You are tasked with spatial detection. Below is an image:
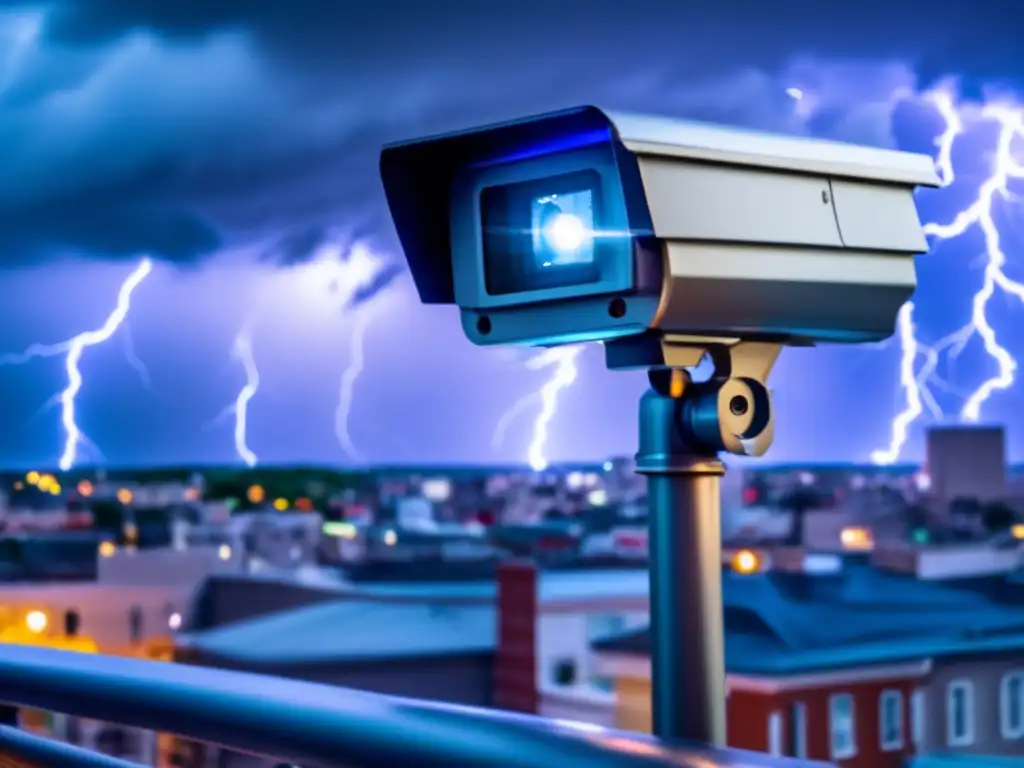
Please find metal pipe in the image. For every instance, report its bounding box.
[0,725,142,768]
[636,386,728,746]
[0,645,824,768]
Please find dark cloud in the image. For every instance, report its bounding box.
[347,261,405,309]
[0,0,1020,270]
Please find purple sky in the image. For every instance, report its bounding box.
[0,1,1023,469]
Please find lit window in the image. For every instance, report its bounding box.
[839,526,874,551]
[946,679,975,747]
[1001,671,1024,740]
[768,711,784,756]
[879,689,904,751]
[828,692,857,760]
[911,689,926,747]
[790,702,807,759]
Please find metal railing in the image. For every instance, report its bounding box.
[0,645,831,768]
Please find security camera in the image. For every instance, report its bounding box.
[380,106,939,350]
[380,107,939,456]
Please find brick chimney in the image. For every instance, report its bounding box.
[493,560,539,713]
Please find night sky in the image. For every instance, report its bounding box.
[1,0,1023,469]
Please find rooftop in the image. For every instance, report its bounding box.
[179,599,495,664]
[595,572,1024,675]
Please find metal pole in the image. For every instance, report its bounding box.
[635,386,727,746]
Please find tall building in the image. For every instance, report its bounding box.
[926,426,1006,505]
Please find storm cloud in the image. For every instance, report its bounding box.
[0,0,1021,270]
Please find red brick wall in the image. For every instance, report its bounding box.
[494,561,538,713]
[727,689,773,752]
[729,675,918,768]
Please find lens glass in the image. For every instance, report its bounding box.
[481,171,603,296]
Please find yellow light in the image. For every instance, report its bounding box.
[37,475,53,492]
[1012,525,1024,541]
[247,484,266,504]
[116,488,133,504]
[98,541,117,558]
[840,526,874,551]
[731,549,761,575]
[77,480,94,497]
[383,529,398,546]
[49,484,62,496]
[273,498,288,511]
[25,471,40,485]
[25,610,47,634]
[218,544,232,561]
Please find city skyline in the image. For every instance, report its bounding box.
[1,2,1023,468]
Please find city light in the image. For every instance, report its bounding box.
[25,610,48,634]
[77,480,94,497]
[840,526,875,552]
[731,550,761,575]
[98,541,117,558]
[168,613,182,631]
[382,530,398,546]
[247,485,266,504]
[218,544,232,561]
[25,471,39,485]
[272,498,289,511]
[322,521,357,539]
[116,488,133,505]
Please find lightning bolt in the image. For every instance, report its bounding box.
[0,258,154,470]
[335,309,370,464]
[227,330,260,468]
[872,91,1024,463]
[493,346,583,472]
[922,101,1024,422]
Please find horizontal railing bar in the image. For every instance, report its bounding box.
[0,645,829,768]
[0,725,143,768]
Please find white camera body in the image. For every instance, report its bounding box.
[380,106,939,349]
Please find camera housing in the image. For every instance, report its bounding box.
[380,106,940,349]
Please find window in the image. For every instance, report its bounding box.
[911,689,926,748]
[879,689,904,751]
[1001,671,1024,740]
[790,702,807,759]
[586,613,626,642]
[589,675,614,693]
[128,606,143,643]
[63,609,80,637]
[946,679,975,747]
[829,692,857,760]
[551,659,577,686]
[768,711,784,756]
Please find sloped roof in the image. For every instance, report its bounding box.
[179,599,495,664]
[595,573,1024,675]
